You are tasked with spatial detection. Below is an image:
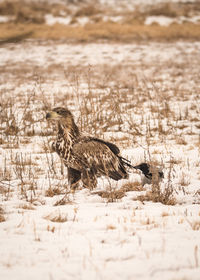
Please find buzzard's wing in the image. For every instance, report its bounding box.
[71,138,128,180]
[89,137,120,155]
[85,137,133,167]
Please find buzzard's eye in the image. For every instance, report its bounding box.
[56,109,62,114]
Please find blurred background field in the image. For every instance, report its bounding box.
[0,0,200,42]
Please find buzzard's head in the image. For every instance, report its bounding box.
[46,107,75,128]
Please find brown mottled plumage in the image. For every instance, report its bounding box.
[46,107,129,190]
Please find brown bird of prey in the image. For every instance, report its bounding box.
[46,107,131,190]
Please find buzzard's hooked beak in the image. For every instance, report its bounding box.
[46,112,51,119]
[46,111,60,120]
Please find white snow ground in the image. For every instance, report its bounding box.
[0,40,200,280]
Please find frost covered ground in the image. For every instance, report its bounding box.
[0,39,200,280]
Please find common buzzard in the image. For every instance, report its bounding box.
[46,107,132,190]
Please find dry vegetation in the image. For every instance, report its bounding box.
[0,47,200,206]
[1,21,200,43]
[0,0,200,43]
[0,206,6,222]
[0,2,200,208]
[0,3,200,279]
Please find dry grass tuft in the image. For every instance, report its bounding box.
[0,0,70,23]
[161,211,170,217]
[178,173,191,187]
[187,219,200,231]
[74,4,102,17]
[94,181,144,202]
[44,211,68,223]
[106,224,116,230]
[45,186,64,197]
[136,183,176,205]
[94,189,125,202]
[0,206,6,222]
[17,204,35,210]
[47,225,56,233]
[121,182,144,192]
[143,2,198,18]
[176,137,187,145]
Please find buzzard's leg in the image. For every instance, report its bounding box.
[68,167,81,190]
[82,169,97,190]
[54,168,81,206]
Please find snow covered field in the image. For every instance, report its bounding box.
[0,39,200,280]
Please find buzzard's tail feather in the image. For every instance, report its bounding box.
[119,156,137,169]
[108,171,124,181]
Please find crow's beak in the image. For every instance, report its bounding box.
[133,165,140,170]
